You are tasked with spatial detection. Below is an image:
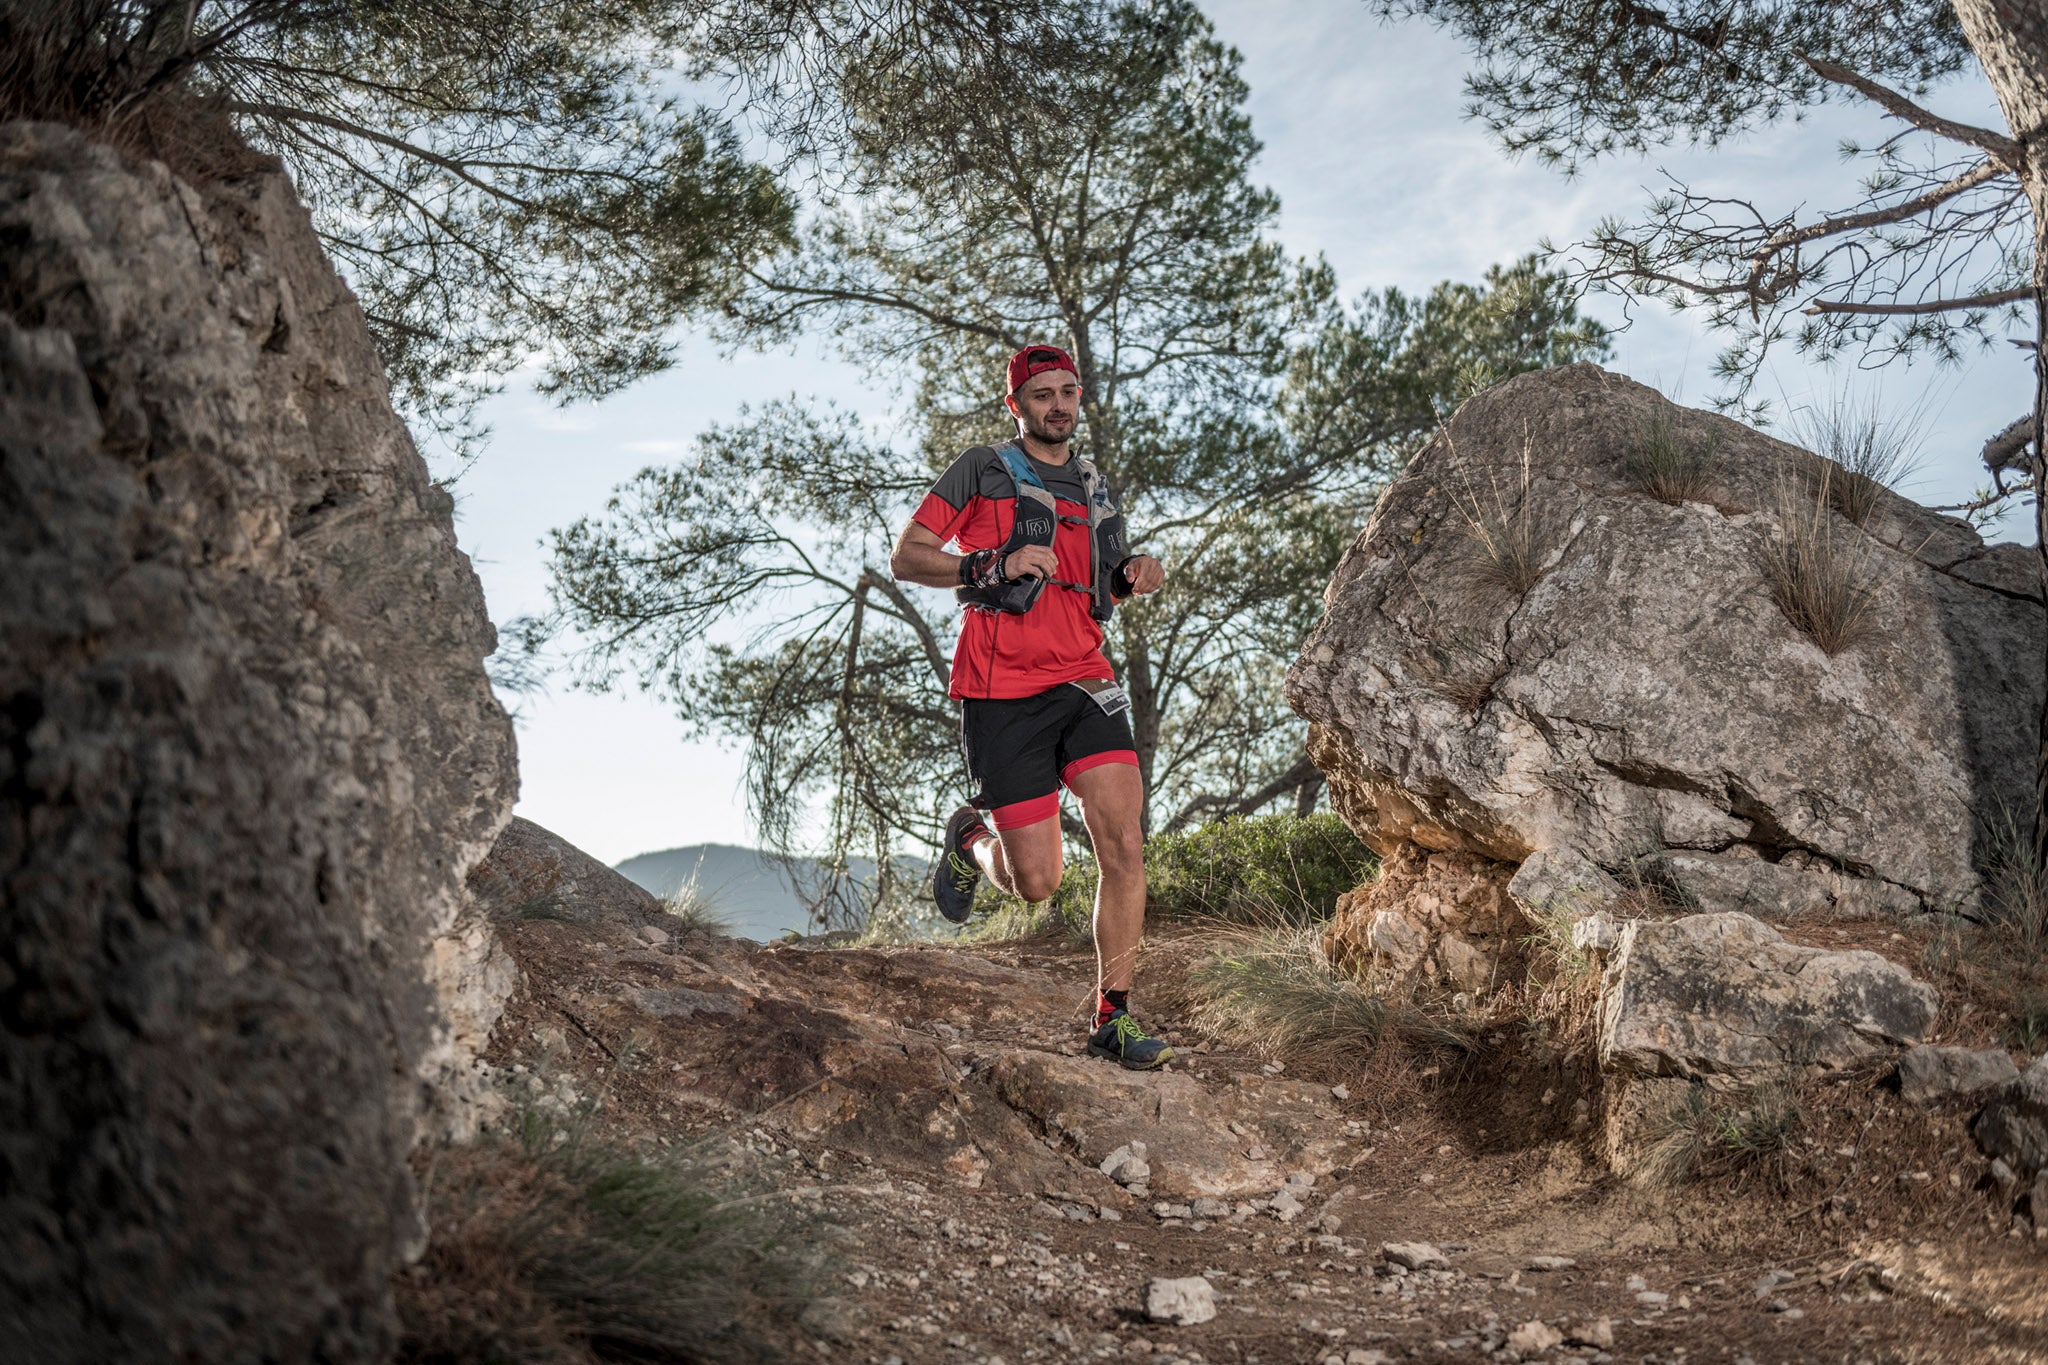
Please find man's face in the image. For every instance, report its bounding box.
[1006,369,1081,445]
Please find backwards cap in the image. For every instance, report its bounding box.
[1007,344,1079,395]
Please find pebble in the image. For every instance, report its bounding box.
[1100,1142,1152,1187]
[1144,1276,1217,1326]
[1332,1085,1351,1100]
[1752,1269,1795,1299]
[1381,1242,1448,1271]
[1192,1197,1231,1219]
[636,923,670,945]
[1635,1290,1669,1306]
[1506,1320,1563,1355]
[1566,1318,1615,1348]
[1524,1255,1577,1272]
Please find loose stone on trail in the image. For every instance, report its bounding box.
[1381,1242,1447,1271]
[1143,1275,1216,1325]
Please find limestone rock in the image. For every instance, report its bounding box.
[989,1053,1348,1197]
[1976,1055,2048,1177]
[1381,1241,1448,1271]
[0,121,516,1360]
[1322,843,1524,997]
[1599,913,1937,1079]
[1897,1044,2019,1106]
[1144,1275,1217,1325]
[1507,1320,1564,1355]
[1288,363,2042,919]
[469,815,667,927]
[1508,847,1622,923]
[1100,1142,1153,1187]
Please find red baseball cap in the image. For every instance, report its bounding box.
[1007,344,1079,395]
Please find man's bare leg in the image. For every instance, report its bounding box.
[1067,762,1146,994]
[973,812,1064,904]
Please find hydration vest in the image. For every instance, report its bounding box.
[955,441,1129,622]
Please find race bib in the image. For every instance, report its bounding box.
[1068,677,1130,716]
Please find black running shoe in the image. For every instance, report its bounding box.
[933,805,990,923]
[1086,1009,1176,1070]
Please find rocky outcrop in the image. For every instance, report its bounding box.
[1597,914,1938,1081]
[1289,363,2043,921]
[470,814,669,927]
[0,121,515,1361]
[989,1053,1350,1198]
[1321,843,1524,998]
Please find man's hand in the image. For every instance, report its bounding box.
[1118,554,1164,596]
[1005,545,1059,581]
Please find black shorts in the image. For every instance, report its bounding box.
[961,683,1138,830]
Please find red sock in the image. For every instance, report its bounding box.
[1096,988,1129,1027]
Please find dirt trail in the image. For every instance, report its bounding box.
[484,918,2048,1365]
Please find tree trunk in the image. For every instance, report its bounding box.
[1952,0,2048,871]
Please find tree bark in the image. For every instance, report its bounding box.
[1952,0,2048,872]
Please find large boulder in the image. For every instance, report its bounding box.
[1288,363,2042,920]
[0,121,515,1359]
[1598,913,1938,1081]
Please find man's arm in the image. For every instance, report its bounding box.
[891,522,1056,588]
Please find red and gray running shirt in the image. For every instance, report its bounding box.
[912,443,1117,699]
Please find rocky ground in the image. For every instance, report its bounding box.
[465,898,2048,1365]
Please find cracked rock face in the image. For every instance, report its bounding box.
[1287,363,2043,918]
[0,122,515,1360]
[1598,913,1937,1080]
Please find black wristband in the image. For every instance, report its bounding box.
[960,548,1008,589]
[1110,556,1139,598]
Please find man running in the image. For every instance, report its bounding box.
[890,344,1173,1070]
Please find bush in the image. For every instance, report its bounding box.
[971,811,1377,932]
[1147,812,1379,923]
[398,1101,812,1363]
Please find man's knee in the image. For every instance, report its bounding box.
[1094,822,1144,876]
[1011,858,1065,903]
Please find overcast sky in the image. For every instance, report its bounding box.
[452,0,2029,867]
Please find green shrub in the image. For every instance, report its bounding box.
[1146,812,1378,924]
[970,812,1376,932]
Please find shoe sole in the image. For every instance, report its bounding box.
[1087,1042,1176,1071]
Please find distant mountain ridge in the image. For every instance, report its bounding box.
[612,842,903,941]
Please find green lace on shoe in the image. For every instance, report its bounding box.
[944,851,980,893]
[1087,1008,1175,1070]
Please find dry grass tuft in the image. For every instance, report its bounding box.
[399,1098,813,1363]
[1625,407,1717,505]
[1755,468,1886,655]
[664,870,733,937]
[1516,898,1605,1059]
[1611,852,1697,918]
[1633,1080,1803,1194]
[1793,392,1922,528]
[1448,430,1552,595]
[1188,925,1469,1071]
[1922,805,2048,1051]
